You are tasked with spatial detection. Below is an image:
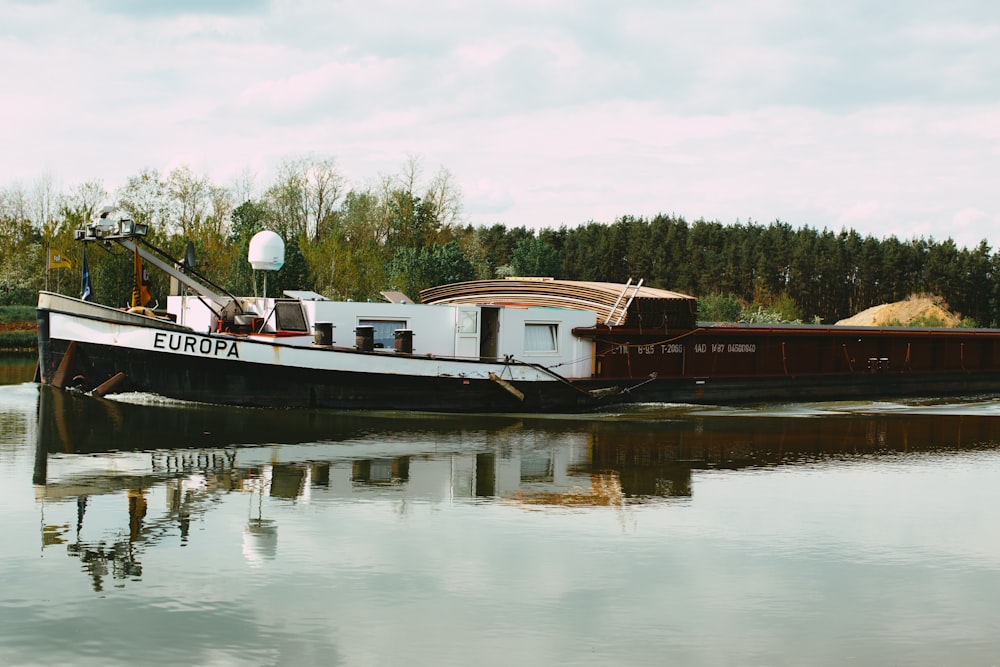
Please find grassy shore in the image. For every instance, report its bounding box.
[0,305,37,352]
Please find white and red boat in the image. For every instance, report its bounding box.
[35,211,1000,412]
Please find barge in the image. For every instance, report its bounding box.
[35,211,1000,412]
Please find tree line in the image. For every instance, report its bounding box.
[2,156,996,326]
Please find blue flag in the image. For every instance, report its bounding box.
[81,247,94,302]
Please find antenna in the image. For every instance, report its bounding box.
[248,230,285,299]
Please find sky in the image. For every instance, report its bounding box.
[2,0,999,250]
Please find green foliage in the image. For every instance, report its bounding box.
[229,200,273,243]
[510,236,562,277]
[884,314,952,328]
[0,210,44,304]
[740,306,802,325]
[769,292,801,322]
[700,292,803,324]
[697,294,742,322]
[388,193,440,249]
[390,242,476,300]
[910,314,950,328]
[0,306,36,324]
[0,252,40,305]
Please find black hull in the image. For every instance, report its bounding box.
[42,335,1000,413]
[39,337,598,413]
[590,371,1000,405]
[36,300,1000,413]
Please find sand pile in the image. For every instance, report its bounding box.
[835,294,961,327]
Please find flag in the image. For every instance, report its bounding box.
[131,247,152,308]
[81,247,94,302]
[48,249,72,269]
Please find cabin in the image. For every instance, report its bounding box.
[166,291,598,380]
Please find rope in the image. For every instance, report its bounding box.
[592,328,702,359]
[542,328,702,372]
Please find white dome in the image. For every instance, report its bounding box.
[248,230,285,271]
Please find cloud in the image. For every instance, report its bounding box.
[92,0,269,18]
[2,0,1000,249]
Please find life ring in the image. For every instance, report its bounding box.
[127,306,156,317]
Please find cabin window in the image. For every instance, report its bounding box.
[458,310,478,334]
[524,323,558,353]
[274,301,308,332]
[359,319,407,349]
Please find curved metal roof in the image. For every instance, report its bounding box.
[419,278,697,328]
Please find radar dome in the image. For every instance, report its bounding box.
[248,230,285,271]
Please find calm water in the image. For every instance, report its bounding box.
[3,357,1000,665]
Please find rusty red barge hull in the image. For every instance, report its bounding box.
[575,322,1000,404]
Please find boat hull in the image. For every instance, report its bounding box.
[581,370,1000,405]
[577,321,1000,405]
[37,291,1000,412]
[36,296,597,413]
[41,337,602,412]
[45,331,1000,411]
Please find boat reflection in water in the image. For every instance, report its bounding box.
[33,384,1000,590]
